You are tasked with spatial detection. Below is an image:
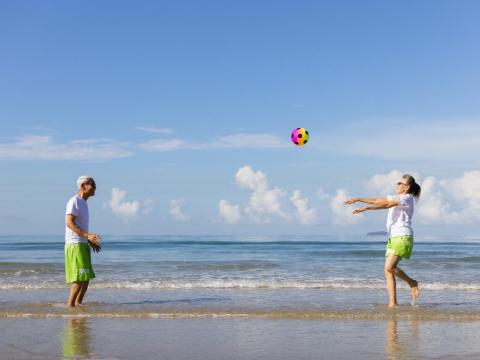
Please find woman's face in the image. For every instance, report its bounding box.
[395,178,410,195]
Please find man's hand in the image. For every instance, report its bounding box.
[343,198,359,205]
[87,233,102,253]
[352,207,367,214]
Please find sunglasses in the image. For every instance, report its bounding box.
[396,182,407,186]
[87,182,96,187]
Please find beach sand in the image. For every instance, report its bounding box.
[2,316,480,359]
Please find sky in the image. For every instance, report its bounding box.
[1,1,480,237]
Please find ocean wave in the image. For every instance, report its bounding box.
[2,280,480,291]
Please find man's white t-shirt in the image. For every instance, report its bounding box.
[65,195,89,244]
[386,194,414,238]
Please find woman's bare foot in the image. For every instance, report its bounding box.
[388,303,399,307]
[410,280,419,300]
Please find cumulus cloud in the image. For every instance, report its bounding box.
[415,171,480,225]
[362,170,480,225]
[0,136,134,162]
[235,166,290,223]
[290,190,318,225]
[443,170,480,211]
[139,133,288,152]
[416,177,461,224]
[316,187,330,201]
[105,188,140,223]
[218,200,242,224]
[329,189,365,226]
[363,170,421,196]
[169,199,191,221]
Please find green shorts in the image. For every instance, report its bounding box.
[385,235,414,260]
[65,243,96,283]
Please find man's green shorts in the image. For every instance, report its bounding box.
[385,235,414,260]
[65,243,95,283]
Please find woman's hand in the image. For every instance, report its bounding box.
[343,198,359,205]
[352,207,367,214]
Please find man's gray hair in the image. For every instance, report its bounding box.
[77,176,94,189]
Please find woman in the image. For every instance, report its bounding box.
[344,174,421,307]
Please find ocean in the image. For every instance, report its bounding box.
[2,235,480,359]
[1,235,480,319]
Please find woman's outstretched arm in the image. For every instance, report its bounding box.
[351,199,399,214]
[343,197,388,205]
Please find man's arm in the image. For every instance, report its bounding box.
[66,214,102,252]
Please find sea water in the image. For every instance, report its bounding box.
[1,235,480,319]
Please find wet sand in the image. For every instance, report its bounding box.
[2,317,480,359]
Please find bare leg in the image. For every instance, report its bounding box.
[393,267,419,300]
[75,281,89,305]
[68,282,82,307]
[386,255,419,304]
[385,255,399,306]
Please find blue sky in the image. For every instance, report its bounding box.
[1,1,480,236]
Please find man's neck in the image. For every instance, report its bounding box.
[77,191,90,201]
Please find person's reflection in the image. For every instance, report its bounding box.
[386,320,419,360]
[60,318,92,357]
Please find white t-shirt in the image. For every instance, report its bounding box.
[386,194,414,238]
[65,195,89,244]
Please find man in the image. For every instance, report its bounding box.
[65,176,101,307]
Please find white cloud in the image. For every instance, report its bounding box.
[169,199,191,221]
[443,170,480,210]
[235,166,290,223]
[0,136,133,162]
[362,170,480,225]
[105,188,140,224]
[135,127,174,134]
[213,133,287,149]
[142,199,155,214]
[416,177,461,224]
[235,165,270,192]
[316,187,330,201]
[329,189,365,226]
[218,200,242,224]
[139,133,288,152]
[363,170,421,196]
[290,190,318,225]
[415,171,480,225]
[138,139,187,152]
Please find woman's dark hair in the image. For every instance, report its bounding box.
[403,174,421,202]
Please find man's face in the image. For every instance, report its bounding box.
[83,180,96,197]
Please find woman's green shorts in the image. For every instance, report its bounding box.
[65,243,96,283]
[385,235,414,260]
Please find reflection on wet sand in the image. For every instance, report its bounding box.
[386,320,419,360]
[60,318,92,357]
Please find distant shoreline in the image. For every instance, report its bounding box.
[366,231,388,236]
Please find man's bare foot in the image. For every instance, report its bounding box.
[67,303,75,308]
[411,280,419,300]
[388,303,399,307]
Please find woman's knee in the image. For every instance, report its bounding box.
[385,266,395,275]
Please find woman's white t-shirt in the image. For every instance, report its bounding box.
[65,195,89,244]
[386,193,414,238]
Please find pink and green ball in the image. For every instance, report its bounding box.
[291,128,309,146]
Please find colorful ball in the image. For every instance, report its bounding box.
[291,128,309,146]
